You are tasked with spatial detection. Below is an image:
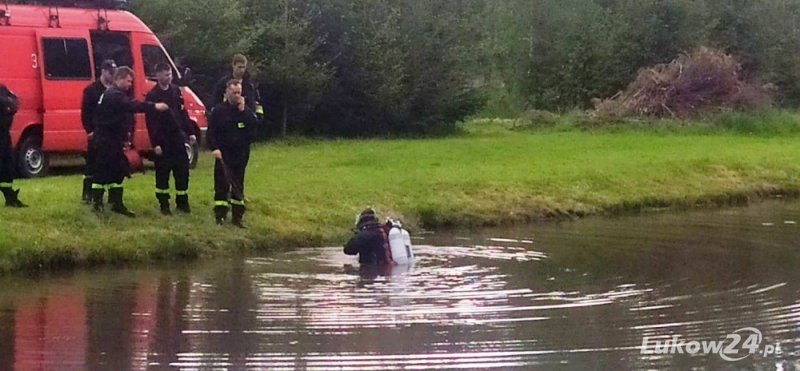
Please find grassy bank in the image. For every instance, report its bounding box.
[3,111,800,272]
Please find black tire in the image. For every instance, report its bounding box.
[16,135,49,178]
[186,141,199,169]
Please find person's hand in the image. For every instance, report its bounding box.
[188,135,197,144]
[237,97,245,111]
[212,149,222,159]
[155,103,169,111]
[123,142,132,150]
[154,146,162,155]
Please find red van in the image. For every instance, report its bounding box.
[0,2,206,177]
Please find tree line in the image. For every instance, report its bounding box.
[128,0,800,137]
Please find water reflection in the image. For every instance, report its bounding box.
[0,201,800,370]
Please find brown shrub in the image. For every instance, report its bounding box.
[594,47,773,119]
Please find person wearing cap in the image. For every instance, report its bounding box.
[344,208,397,266]
[211,54,264,120]
[145,63,198,215]
[91,66,168,217]
[80,59,117,204]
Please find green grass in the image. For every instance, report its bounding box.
[4,111,800,273]
[463,108,800,136]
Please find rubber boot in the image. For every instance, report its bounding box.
[214,205,229,225]
[231,204,246,229]
[176,194,190,214]
[81,177,93,204]
[156,192,171,216]
[109,188,135,217]
[2,188,28,208]
[92,187,105,212]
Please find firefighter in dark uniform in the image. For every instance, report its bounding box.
[92,66,168,216]
[80,59,117,204]
[0,84,26,208]
[145,63,198,215]
[211,54,264,120]
[208,79,259,227]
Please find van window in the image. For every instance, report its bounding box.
[141,44,174,81]
[90,32,134,79]
[42,38,92,80]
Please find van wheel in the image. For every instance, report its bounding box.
[16,135,49,178]
[186,141,199,169]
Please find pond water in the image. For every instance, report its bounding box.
[1,200,800,370]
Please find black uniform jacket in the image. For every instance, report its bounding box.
[93,87,154,143]
[81,80,107,134]
[145,84,196,152]
[0,84,18,129]
[207,101,259,158]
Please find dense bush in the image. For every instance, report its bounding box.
[127,0,483,138]
[116,0,800,134]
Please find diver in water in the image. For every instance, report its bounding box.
[344,208,397,266]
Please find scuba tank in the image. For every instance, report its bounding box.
[387,219,414,265]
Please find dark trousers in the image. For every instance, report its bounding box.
[91,136,131,209]
[81,136,98,200]
[0,129,24,207]
[84,136,97,179]
[155,150,189,194]
[154,149,190,210]
[213,152,248,223]
[213,154,248,205]
[93,136,127,187]
[0,130,13,186]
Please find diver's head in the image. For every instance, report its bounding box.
[355,208,379,229]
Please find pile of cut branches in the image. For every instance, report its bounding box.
[594,47,773,119]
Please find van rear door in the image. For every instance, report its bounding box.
[36,29,93,152]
